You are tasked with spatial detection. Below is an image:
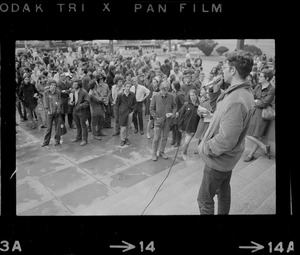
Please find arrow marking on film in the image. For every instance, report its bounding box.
[110,240,135,252]
[239,241,264,253]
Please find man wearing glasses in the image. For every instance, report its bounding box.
[150,81,176,161]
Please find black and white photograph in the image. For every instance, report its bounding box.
[0,0,295,254]
[15,39,276,216]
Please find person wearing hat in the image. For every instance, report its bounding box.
[130,75,150,135]
[18,75,39,129]
[150,81,176,161]
[42,80,62,147]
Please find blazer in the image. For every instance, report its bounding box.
[72,88,90,115]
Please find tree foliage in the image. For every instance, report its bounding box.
[195,40,218,56]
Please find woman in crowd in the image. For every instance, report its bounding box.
[244,69,275,162]
[177,89,201,160]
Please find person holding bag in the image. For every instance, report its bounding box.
[42,80,62,147]
[244,69,275,162]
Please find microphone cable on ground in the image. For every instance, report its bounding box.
[141,136,183,215]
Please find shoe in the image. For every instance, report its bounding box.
[99,132,107,136]
[134,129,138,133]
[125,139,130,145]
[182,154,188,160]
[120,140,126,146]
[71,138,81,143]
[40,125,46,129]
[159,152,168,159]
[42,142,49,147]
[194,150,199,154]
[244,155,255,162]
[87,127,92,132]
[54,141,60,146]
[152,155,158,161]
[266,145,271,159]
[94,136,102,140]
[140,131,144,135]
[80,141,87,146]
[170,140,175,146]
[112,131,120,136]
[146,133,151,139]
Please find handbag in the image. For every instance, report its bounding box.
[56,114,67,136]
[262,106,275,120]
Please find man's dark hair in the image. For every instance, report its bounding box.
[226,50,254,80]
[261,69,274,82]
[89,79,97,90]
[82,68,88,74]
[73,79,82,88]
[114,75,124,84]
[173,81,181,91]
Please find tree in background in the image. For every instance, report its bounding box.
[195,40,218,56]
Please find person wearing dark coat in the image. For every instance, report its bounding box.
[18,75,38,129]
[170,81,185,147]
[160,59,171,78]
[244,69,275,162]
[81,67,93,131]
[177,89,201,160]
[88,79,105,140]
[57,72,74,128]
[16,71,27,122]
[42,80,62,147]
[115,81,137,146]
[70,79,90,146]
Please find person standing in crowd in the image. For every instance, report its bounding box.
[146,76,160,139]
[111,75,125,136]
[160,59,171,78]
[130,76,150,135]
[18,75,39,129]
[96,74,112,129]
[57,72,74,129]
[177,89,201,160]
[70,79,90,146]
[181,73,197,101]
[169,64,183,82]
[81,67,93,131]
[244,69,275,162]
[16,70,27,122]
[42,80,62,147]
[116,81,137,146]
[88,79,105,140]
[150,81,176,161]
[35,74,49,129]
[194,86,212,154]
[170,80,185,147]
[150,53,161,69]
[197,50,255,215]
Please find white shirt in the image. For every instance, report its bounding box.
[130,84,150,102]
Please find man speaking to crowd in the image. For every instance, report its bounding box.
[197,50,255,215]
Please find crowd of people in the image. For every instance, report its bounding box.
[16,44,275,214]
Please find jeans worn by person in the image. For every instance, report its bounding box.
[43,113,60,145]
[197,165,232,215]
[120,112,133,142]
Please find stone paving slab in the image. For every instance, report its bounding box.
[59,181,117,214]
[19,198,72,216]
[17,176,56,214]
[38,165,97,197]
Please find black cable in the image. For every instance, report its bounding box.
[141,142,181,215]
